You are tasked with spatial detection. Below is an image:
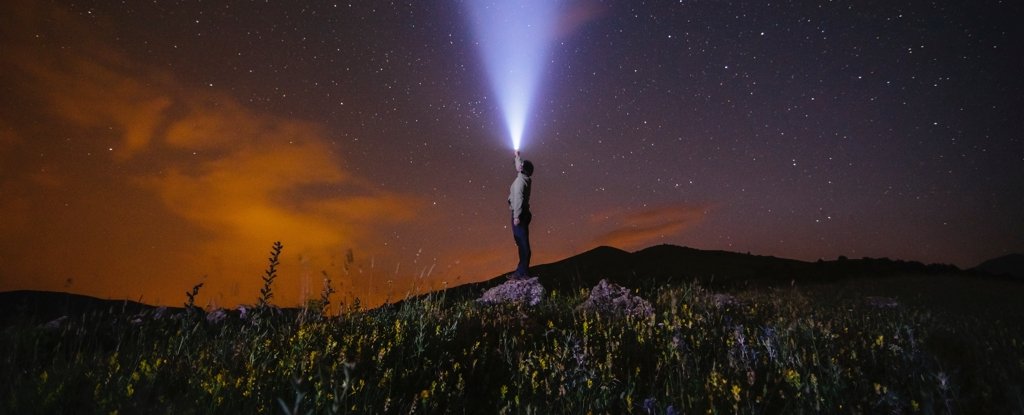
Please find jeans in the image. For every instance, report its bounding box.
[512,212,532,277]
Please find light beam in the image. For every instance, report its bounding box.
[465,0,562,150]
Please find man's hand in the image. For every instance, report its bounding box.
[513,217,520,226]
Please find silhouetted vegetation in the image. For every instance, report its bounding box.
[1,244,1022,413]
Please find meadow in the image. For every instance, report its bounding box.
[2,247,1022,413]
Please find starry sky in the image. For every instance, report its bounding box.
[1,0,1021,308]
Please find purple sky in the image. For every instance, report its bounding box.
[1,0,1021,307]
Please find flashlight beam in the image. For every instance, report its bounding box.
[465,0,561,150]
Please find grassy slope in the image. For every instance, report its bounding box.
[2,271,1022,414]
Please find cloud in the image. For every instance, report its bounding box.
[590,204,710,250]
[0,0,419,307]
[136,97,417,257]
[556,0,607,39]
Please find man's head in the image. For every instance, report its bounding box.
[521,160,534,176]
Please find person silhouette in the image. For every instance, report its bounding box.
[508,150,534,280]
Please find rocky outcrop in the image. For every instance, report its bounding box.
[577,279,653,319]
[476,277,545,306]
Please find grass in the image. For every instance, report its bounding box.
[2,243,1022,413]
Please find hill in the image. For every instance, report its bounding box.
[1,244,1010,319]
[0,290,153,326]
[435,244,967,303]
[972,253,1024,279]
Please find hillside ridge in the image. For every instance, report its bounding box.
[3,244,1016,320]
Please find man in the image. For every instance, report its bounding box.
[508,150,534,280]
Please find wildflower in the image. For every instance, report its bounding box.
[642,398,657,414]
[709,370,727,392]
[785,369,801,388]
[206,308,228,324]
[936,372,949,391]
[732,384,742,401]
[873,382,888,394]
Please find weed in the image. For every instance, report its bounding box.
[3,247,1022,413]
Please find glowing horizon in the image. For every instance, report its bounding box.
[465,0,562,150]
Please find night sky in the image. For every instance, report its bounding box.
[1,0,1021,308]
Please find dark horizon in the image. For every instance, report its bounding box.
[2,243,1019,313]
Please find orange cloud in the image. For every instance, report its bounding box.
[0,0,420,307]
[0,121,18,149]
[590,204,710,250]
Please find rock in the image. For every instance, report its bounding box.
[41,315,68,331]
[477,277,545,306]
[577,279,653,319]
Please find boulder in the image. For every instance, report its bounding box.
[477,277,545,306]
[577,279,653,319]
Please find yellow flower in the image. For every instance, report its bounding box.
[874,335,884,348]
[731,384,741,401]
[785,369,801,388]
[874,382,886,394]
